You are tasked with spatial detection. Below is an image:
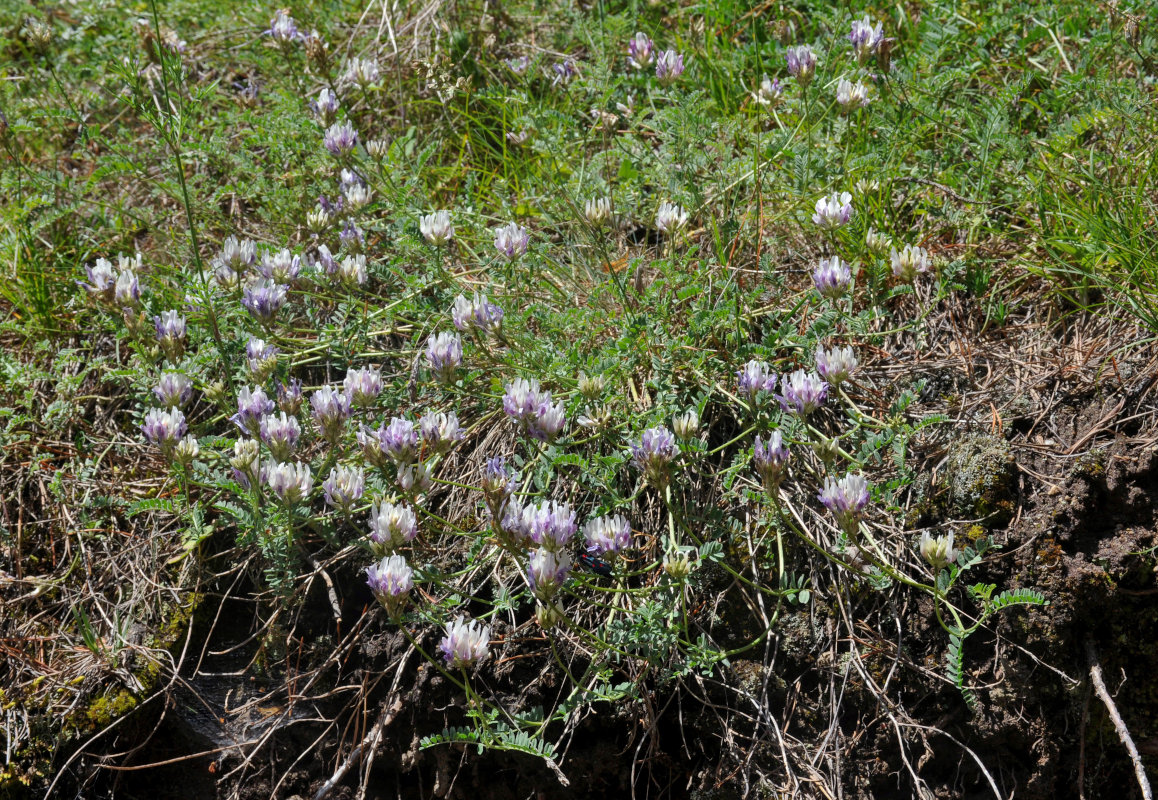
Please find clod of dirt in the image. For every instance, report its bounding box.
[941,433,1016,526]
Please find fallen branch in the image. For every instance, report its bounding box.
[1088,642,1153,800]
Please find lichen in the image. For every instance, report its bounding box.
[942,433,1016,526]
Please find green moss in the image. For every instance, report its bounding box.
[942,433,1016,527]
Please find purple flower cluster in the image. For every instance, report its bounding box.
[232,386,275,435]
[246,337,278,381]
[154,372,193,408]
[366,555,413,615]
[627,32,655,69]
[265,460,313,504]
[849,15,886,64]
[259,411,301,460]
[154,311,187,359]
[786,45,816,86]
[583,514,632,556]
[323,465,365,511]
[737,360,777,402]
[323,122,358,157]
[527,548,571,599]
[451,293,504,335]
[818,473,871,535]
[753,431,791,492]
[493,222,530,260]
[501,499,577,551]
[426,333,463,383]
[481,456,516,520]
[419,411,463,454]
[369,501,418,553]
[776,370,828,417]
[439,616,491,668]
[812,192,853,229]
[503,378,566,442]
[655,50,684,85]
[344,366,383,406]
[815,345,857,387]
[311,386,352,441]
[142,407,187,451]
[242,279,288,323]
[812,257,852,300]
[630,426,678,486]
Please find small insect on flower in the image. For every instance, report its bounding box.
[627,32,655,69]
[439,616,492,669]
[812,256,853,300]
[655,49,684,85]
[578,552,614,577]
[420,210,454,246]
[812,192,854,229]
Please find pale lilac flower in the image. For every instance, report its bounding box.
[260,411,301,460]
[366,554,413,614]
[583,514,631,555]
[115,270,140,306]
[813,256,852,299]
[499,499,535,547]
[451,294,504,335]
[865,227,891,256]
[494,222,530,260]
[344,366,383,406]
[232,386,275,435]
[482,457,516,520]
[776,369,828,417]
[527,548,571,599]
[310,386,351,441]
[890,244,930,282]
[218,234,255,270]
[505,55,530,74]
[381,417,418,464]
[627,32,655,69]
[339,221,365,253]
[752,75,782,105]
[786,45,816,86]
[343,182,372,212]
[616,95,635,116]
[356,423,388,467]
[258,248,302,283]
[506,128,532,146]
[323,122,358,157]
[812,192,853,229]
[815,345,857,386]
[420,210,454,246]
[173,435,199,466]
[310,245,338,275]
[80,258,117,304]
[849,15,885,64]
[737,360,777,401]
[753,431,790,492]
[585,197,612,227]
[342,57,380,89]
[337,253,367,286]
[369,501,418,552]
[438,616,491,668]
[655,201,688,235]
[311,88,339,125]
[267,10,300,43]
[504,378,565,441]
[230,439,260,488]
[835,77,870,111]
[246,337,278,381]
[528,500,577,551]
[426,332,463,383]
[277,378,303,415]
[306,205,332,234]
[323,465,365,511]
[919,531,958,570]
[530,399,566,442]
[265,459,313,504]
[630,426,678,485]
[818,473,870,534]
[396,461,433,494]
[154,372,193,408]
[241,279,288,322]
[365,139,389,159]
[655,49,684,85]
[673,409,699,440]
[553,59,579,85]
[419,411,463,454]
[141,407,187,451]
